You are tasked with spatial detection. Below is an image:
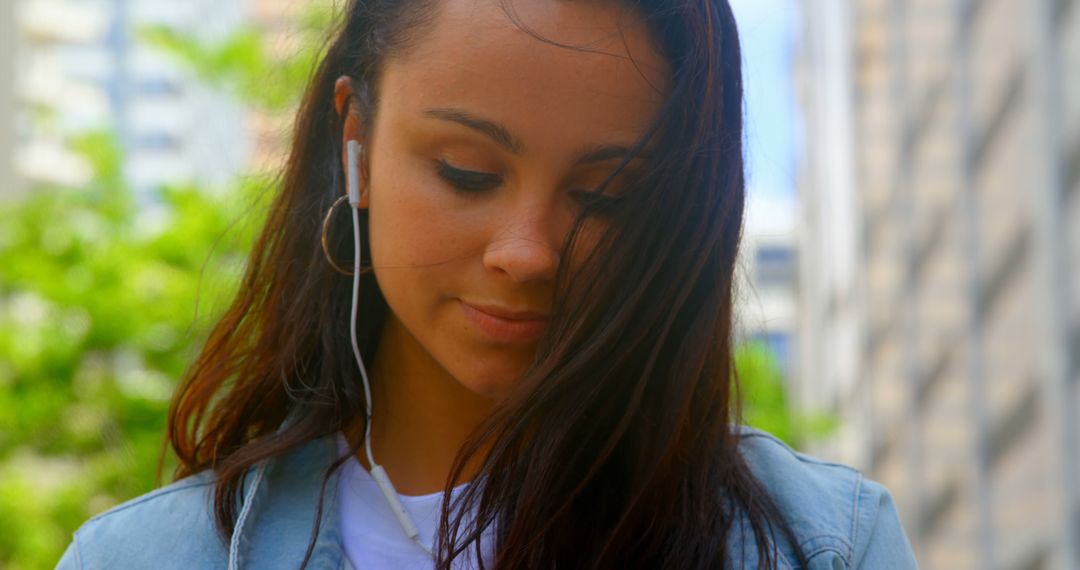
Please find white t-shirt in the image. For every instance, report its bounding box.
[335,433,494,569]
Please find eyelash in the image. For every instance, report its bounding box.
[435,160,501,193]
[434,159,623,213]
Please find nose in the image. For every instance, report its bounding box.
[482,204,562,284]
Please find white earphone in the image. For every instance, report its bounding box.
[344,139,433,556]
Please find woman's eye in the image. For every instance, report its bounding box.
[435,159,622,214]
[570,188,623,215]
[435,160,502,193]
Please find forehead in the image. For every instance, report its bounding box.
[377,0,670,151]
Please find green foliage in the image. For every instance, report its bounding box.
[0,9,330,564]
[735,341,838,449]
[138,3,335,114]
[0,131,271,569]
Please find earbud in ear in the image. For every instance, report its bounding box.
[346,139,363,207]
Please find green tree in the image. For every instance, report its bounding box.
[0,11,327,567]
[735,341,837,449]
[0,129,271,568]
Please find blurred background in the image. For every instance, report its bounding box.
[0,0,1076,568]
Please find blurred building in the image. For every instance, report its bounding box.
[737,196,800,378]
[5,0,250,198]
[796,0,1079,568]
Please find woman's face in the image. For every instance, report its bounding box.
[338,0,669,397]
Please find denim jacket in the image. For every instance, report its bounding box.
[56,427,918,569]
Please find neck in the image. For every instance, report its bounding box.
[346,314,495,496]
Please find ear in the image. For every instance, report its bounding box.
[334,75,370,209]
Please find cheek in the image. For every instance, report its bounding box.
[368,169,465,269]
[366,160,473,352]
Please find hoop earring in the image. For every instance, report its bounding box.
[321,195,372,276]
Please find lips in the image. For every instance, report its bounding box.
[458,299,549,343]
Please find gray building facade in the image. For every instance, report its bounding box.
[796,0,1080,568]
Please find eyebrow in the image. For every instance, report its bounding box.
[423,108,524,154]
[422,107,647,166]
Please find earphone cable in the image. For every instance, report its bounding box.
[346,141,434,557]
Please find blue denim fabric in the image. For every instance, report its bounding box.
[55,427,917,569]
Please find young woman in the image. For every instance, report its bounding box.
[58,0,917,568]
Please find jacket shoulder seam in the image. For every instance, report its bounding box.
[82,476,216,526]
[849,470,865,561]
[803,541,852,568]
[737,427,865,565]
[72,531,85,569]
[737,430,864,474]
[799,526,856,559]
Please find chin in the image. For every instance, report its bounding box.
[459,374,514,400]
[454,361,528,400]
[440,338,540,400]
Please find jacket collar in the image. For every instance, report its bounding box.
[231,435,347,570]
[227,429,790,569]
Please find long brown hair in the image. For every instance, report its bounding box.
[165,0,809,568]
